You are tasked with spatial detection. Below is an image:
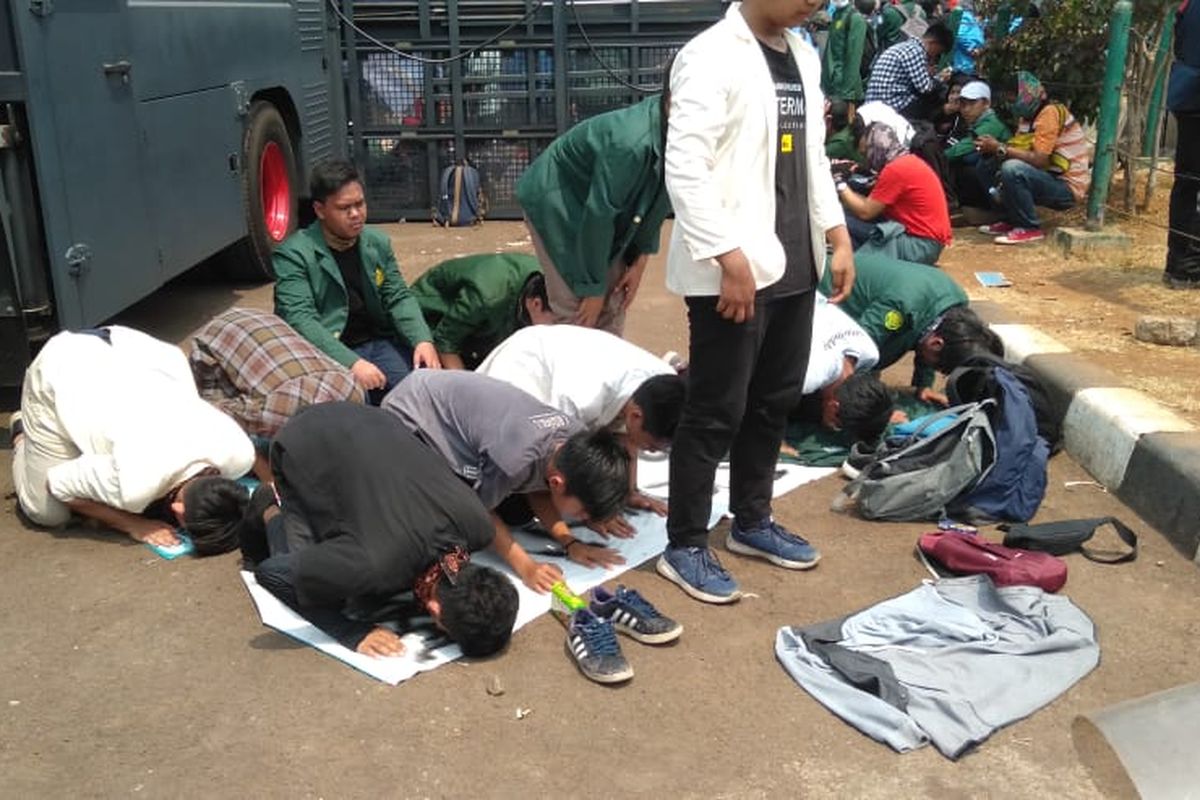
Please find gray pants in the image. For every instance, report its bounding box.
[525,220,628,336]
[12,364,76,527]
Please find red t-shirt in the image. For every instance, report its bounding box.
[869,154,952,246]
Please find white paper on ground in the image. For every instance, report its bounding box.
[240,456,835,685]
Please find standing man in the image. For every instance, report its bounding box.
[273,160,440,404]
[864,21,954,120]
[1165,0,1200,289]
[659,0,855,604]
[517,93,672,334]
[821,0,869,111]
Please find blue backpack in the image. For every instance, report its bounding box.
[433,162,486,227]
[947,362,1049,523]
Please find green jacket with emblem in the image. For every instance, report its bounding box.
[822,5,868,103]
[272,222,432,369]
[516,95,671,298]
[410,253,541,358]
[944,108,1012,161]
[819,252,968,389]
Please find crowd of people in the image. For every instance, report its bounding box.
[8,0,1083,682]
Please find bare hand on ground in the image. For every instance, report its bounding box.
[918,388,950,406]
[568,542,627,569]
[350,358,387,390]
[522,561,563,593]
[356,627,406,658]
[587,515,636,539]
[626,492,667,516]
[131,521,180,548]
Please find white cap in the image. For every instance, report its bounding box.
[960,81,991,101]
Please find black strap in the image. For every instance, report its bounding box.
[1001,516,1138,564]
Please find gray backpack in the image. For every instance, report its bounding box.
[838,401,997,522]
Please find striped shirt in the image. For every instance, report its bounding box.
[188,307,363,437]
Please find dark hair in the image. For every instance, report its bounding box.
[437,564,519,657]
[554,429,630,521]
[631,374,686,441]
[850,113,868,148]
[182,476,248,556]
[515,272,548,327]
[836,372,894,445]
[923,21,954,53]
[934,306,1004,372]
[310,159,361,204]
[828,98,853,132]
[854,0,877,15]
[918,0,940,19]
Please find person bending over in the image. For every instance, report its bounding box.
[864,21,954,120]
[837,120,951,265]
[242,402,519,658]
[188,307,363,439]
[409,253,554,369]
[381,371,631,592]
[273,160,440,403]
[476,324,685,515]
[11,326,254,552]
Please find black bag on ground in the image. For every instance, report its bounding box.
[948,351,1065,452]
[1000,517,1138,564]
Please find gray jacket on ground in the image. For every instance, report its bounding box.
[775,575,1099,759]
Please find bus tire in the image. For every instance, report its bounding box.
[225,101,298,282]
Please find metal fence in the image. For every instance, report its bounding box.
[336,0,725,220]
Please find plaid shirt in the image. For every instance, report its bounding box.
[864,39,936,111]
[189,307,363,437]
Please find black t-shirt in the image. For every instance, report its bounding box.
[759,41,816,299]
[331,244,373,347]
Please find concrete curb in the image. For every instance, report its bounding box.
[972,301,1200,562]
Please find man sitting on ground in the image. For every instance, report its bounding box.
[189,307,363,439]
[11,326,254,552]
[476,324,686,514]
[381,371,631,592]
[410,253,554,370]
[241,402,520,658]
[974,71,1090,245]
[942,80,1012,210]
[864,21,954,120]
[837,121,952,264]
[273,160,439,403]
[819,252,997,404]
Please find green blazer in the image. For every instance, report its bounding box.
[272,223,432,368]
[819,252,968,389]
[410,253,541,356]
[516,95,671,298]
[821,5,868,103]
[944,109,1012,161]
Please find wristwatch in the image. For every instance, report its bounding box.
[998,144,1008,158]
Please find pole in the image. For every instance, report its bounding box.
[1086,0,1133,230]
[1141,6,1176,158]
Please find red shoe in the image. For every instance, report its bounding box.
[978,221,1013,235]
[995,228,1046,245]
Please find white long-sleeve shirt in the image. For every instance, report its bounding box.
[476,325,672,431]
[23,327,254,513]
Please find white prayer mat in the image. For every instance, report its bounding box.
[240,457,835,684]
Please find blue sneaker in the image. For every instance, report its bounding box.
[590,585,683,644]
[656,546,741,604]
[727,519,821,569]
[565,608,634,684]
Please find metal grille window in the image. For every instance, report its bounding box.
[338,0,724,220]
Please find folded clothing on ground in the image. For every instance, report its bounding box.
[775,575,1099,759]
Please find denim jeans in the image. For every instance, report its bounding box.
[352,338,413,405]
[977,157,1075,229]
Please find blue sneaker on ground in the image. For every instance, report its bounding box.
[590,585,683,644]
[727,519,821,570]
[565,608,634,684]
[656,546,741,604]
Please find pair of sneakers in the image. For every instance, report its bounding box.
[564,585,683,684]
[656,519,820,605]
[979,221,1046,245]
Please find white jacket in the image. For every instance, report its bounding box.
[665,3,845,297]
[23,327,255,513]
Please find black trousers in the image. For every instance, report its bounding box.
[666,289,815,548]
[1167,113,1200,280]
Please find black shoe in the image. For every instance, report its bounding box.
[1163,273,1200,290]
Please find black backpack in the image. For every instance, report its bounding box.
[908,119,959,209]
[948,352,1065,452]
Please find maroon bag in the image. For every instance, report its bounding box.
[917,532,1068,592]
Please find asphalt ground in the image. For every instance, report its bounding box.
[2,223,1197,798]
